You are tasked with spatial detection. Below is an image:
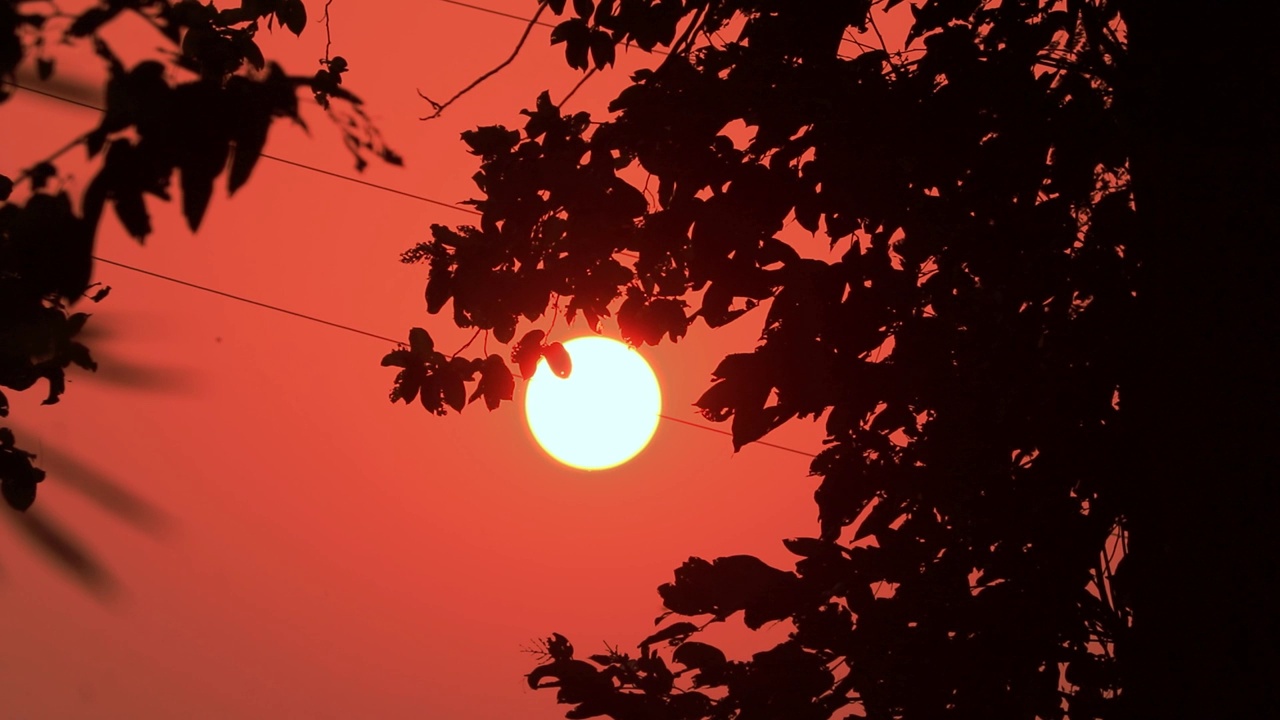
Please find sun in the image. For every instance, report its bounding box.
[524,336,662,470]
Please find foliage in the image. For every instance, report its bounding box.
[397,0,1142,717]
[0,0,396,512]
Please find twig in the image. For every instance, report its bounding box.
[556,67,596,109]
[546,293,561,336]
[418,0,550,120]
[11,131,91,185]
[657,0,709,71]
[320,0,334,61]
[451,328,482,359]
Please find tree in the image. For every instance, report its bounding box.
[389,1,1277,718]
[0,0,397,516]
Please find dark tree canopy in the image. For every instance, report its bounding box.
[392,1,1277,719]
[0,0,396,515]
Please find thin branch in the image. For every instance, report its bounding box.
[555,67,596,108]
[418,0,550,120]
[546,293,561,336]
[320,0,334,61]
[451,328,482,359]
[10,131,91,185]
[657,0,710,71]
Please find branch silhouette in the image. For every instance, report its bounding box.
[418,0,551,120]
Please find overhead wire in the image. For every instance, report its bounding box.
[92,257,818,460]
[1,4,818,461]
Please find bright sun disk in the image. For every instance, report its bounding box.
[524,336,661,470]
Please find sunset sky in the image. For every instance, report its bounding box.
[0,2,845,716]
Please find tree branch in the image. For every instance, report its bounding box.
[418,0,550,120]
[10,131,91,186]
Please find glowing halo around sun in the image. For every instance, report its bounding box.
[524,336,662,470]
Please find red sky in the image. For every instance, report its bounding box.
[0,2,864,716]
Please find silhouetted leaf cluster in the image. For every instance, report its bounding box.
[512,329,572,380]
[1,0,396,512]
[382,328,514,414]
[407,0,1139,717]
[0,187,102,511]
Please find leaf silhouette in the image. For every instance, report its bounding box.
[638,621,699,648]
[542,341,572,379]
[511,329,546,380]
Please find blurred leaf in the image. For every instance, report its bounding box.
[68,6,121,37]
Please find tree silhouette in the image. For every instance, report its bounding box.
[0,0,397,517]
[393,1,1277,718]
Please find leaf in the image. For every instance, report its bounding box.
[460,126,521,158]
[112,186,151,240]
[493,319,517,344]
[0,441,43,510]
[657,555,796,622]
[425,271,453,313]
[381,349,414,368]
[671,641,726,671]
[10,511,108,589]
[783,537,836,558]
[68,6,121,37]
[0,173,12,201]
[41,368,66,405]
[3,478,36,511]
[36,57,54,80]
[395,370,421,404]
[234,34,265,71]
[573,0,595,19]
[408,327,434,356]
[543,341,572,378]
[442,368,466,413]
[550,19,591,70]
[512,330,546,379]
[28,162,56,191]
[179,160,218,232]
[588,29,615,69]
[276,0,307,36]
[639,621,699,648]
[469,354,515,410]
[228,90,271,195]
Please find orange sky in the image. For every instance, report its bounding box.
[0,2,850,716]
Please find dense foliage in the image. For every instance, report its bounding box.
[0,0,394,513]
[395,0,1144,717]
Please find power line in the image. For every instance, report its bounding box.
[437,0,558,29]
[659,415,817,459]
[94,257,817,459]
[1,80,482,218]
[92,257,404,345]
